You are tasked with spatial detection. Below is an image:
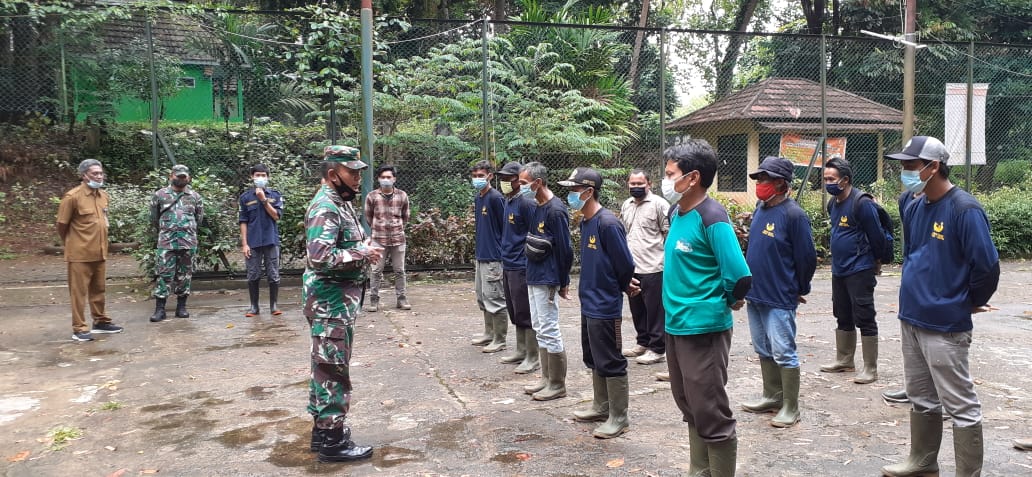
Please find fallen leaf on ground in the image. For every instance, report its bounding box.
[226,323,234,329]
[606,458,625,468]
[106,469,128,477]
[515,452,531,461]
[6,451,30,462]
[141,469,159,474]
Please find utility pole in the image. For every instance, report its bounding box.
[359,0,375,204]
[902,0,916,142]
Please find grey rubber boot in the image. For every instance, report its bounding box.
[471,311,492,346]
[687,426,710,477]
[532,351,567,401]
[523,348,549,394]
[514,329,541,374]
[954,423,983,477]
[593,375,629,439]
[820,329,856,373]
[572,372,609,422]
[708,436,737,477]
[881,410,943,477]
[741,358,783,413]
[499,327,527,364]
[771,366,800,428]
[363,297,379,313]
[482,311,509,353]
[854,335,879,384]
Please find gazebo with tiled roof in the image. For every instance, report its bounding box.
[666,77,904,201]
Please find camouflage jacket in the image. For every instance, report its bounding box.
[304,184,373,283]
[151,186,204,250]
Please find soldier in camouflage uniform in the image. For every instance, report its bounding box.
[304,145,383,463]
[149,164,204,323]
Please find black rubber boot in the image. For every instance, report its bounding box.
[309,420,326,452]
[246,280,260,317]
[269,281,282,315]
[149,298,167,322]
[175,295,190,318]
[317,427,373,462]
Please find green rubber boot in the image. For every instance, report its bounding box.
[572,372,608,422]
[854,335,879,384]
[471,311,492,346]
[771,366,800,428]
[881,410,943,477]
[820,329,856,373]
[953,423,983,477]
[688,426,710,477]
[532,351,567,401]
[708,436,737,477]
[592,375,629,439]
[514,329,540,374]
[523,348,549,394]
[741,358,783,413]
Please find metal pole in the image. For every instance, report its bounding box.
[965,40,974,190]
[146,20,161,169]
[59,35,68,126]
[481,17,490,163]
[902,0,917,142]
[359,0,375,205]
[812,34,828,209]
[329,85,338,144]
[659,28,666,156]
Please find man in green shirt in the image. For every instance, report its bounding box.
[661,140,752,477]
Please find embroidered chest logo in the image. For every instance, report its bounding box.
[538,221,545,233]
[587,235,598,250]
[931,221,945,241]
[481,206,487,216]
[762,222,776,238]
[508,213,515,224]
[676,239,693,253]
[839,215,850,227]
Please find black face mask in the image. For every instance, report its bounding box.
[629,186,647,199]
[172,178,189,188]
[330,172,358,201]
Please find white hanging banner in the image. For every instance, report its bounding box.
[944,83,989,166]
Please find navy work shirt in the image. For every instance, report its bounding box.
[239,188,283,249]
[474,187,505,262]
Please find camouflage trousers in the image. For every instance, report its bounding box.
[305,317,354,429]
[153,248,195,299]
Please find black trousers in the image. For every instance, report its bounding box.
[667,330,736,442]
[581,315,627,377]
[831,268,878,336]
[502,268,532,329]
[628,271,666,353]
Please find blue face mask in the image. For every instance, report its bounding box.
[472,178,488,190]
[87,180,104,189]
[519,183,535,198]
[825,181,844,196]
[567,190,586,211]
[900,163,932,194]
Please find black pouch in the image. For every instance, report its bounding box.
[525,233,553,262]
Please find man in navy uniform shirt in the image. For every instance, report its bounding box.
[518,162,574,401]
[561,167,640,438]
[239,163,284,316]
[471,161,510,354]
[740,157,816,429]
[496,162,540,373]
[881,136,1000,477]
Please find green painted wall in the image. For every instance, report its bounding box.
[101,65,244,123]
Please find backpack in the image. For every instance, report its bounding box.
[830,190,895,264]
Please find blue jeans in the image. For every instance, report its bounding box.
[746,302,799,368]
[528,285,564,353]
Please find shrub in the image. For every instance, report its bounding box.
[993,160,1030,187]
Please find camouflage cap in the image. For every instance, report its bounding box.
[172,164,190,177]
[323,145,367,170]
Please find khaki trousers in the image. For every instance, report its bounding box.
[68,261,109,333]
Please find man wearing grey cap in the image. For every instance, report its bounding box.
[149,164,203,322]
[881,136,1000,477]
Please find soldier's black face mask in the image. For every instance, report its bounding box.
[330,170,358,201]
[172,177,189,188]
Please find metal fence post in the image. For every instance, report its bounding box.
[146,20,160,169]
[659,27,666,159]
[481,17,491,164]
[965,40,974,190]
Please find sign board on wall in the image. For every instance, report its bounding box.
[944,83,988,166]
[779,134,847,167]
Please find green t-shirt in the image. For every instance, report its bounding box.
[663,197,751,336]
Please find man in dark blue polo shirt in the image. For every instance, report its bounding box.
[496,162,540,373]
[471,161,510,354]
[561,167,639,439]
[740,157,816,429]
[881,136,1000,477]
[238,163,284,316]
[518,161,573,401]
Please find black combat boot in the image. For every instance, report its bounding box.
[175,295,190,318]
[269,281,282,315]
[317,427,373,462]
[245,280,260,316]
[149,298,167,322]
[310,419,326,452]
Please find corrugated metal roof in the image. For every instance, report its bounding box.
[101,13,220,65]
[666,78,904,130]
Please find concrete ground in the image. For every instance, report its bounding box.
[0,256,1030,476]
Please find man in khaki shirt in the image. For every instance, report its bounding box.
[56,159,123,341]
[619,169,669,366]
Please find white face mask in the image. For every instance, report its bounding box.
[662,173,689,203]
[253,177,268,188]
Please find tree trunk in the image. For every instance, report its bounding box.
[714,0,760,99]
[800,0,825,35]
[628,0,651,93]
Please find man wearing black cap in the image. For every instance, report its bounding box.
[740,157,816,429]
[496,162,540,373]
[149,164,203,322]
[881,136,1000,477]
[820,156,889,386]
[561,167,640,439]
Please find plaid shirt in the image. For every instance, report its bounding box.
[364,188,410,246]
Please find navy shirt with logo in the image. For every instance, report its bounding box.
[829,190,885,277]
[474,187,505,262]
[501,195,534,270]
[525,196,573,287]
[238,188,283,249]
[578,208,635,319]
[745,198,816,310]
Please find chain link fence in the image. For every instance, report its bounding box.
[2,7,1031,266]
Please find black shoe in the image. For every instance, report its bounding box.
[72,331,94,341]
[150,298,167,322]
[92,323,123,334]
[269,281,282,316]
[310,425,326,452]
[246,280,260,317]
[175,295,190,318]
[882,389,910,403]
[318,427,373,462]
